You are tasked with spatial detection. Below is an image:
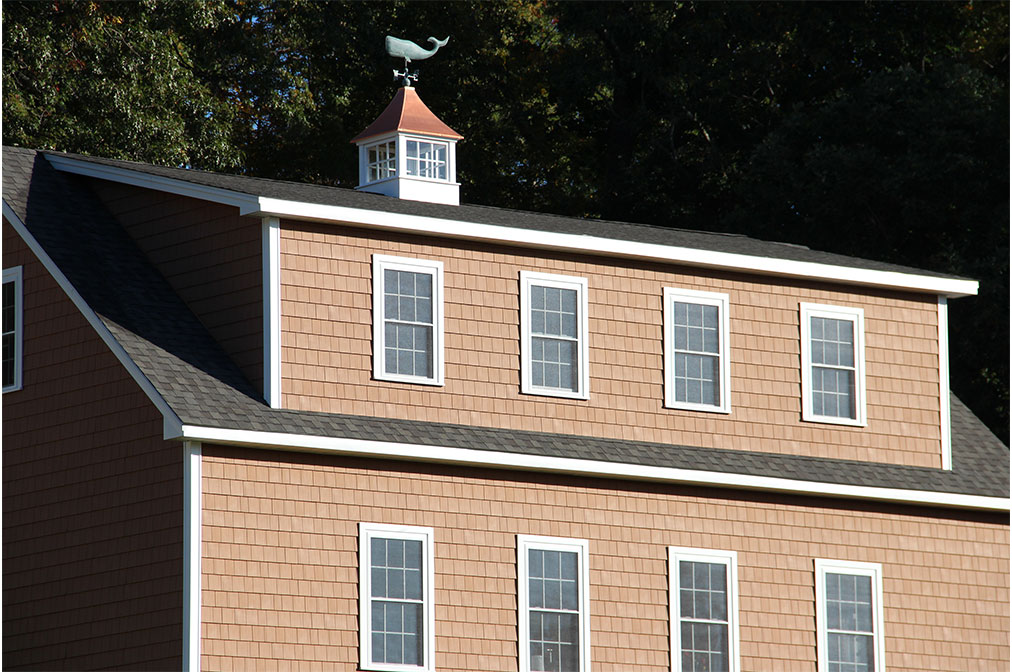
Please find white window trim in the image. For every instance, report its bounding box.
[814,559,885,672]
[668,547,740,672]
[359,523,436,672]
[519,271,590,400]
[373,255,445,386]
[663,288,731,413]
[3,266,24,393]
[800,303,866,426]
[360,134,399,187]
[517,535,591,672]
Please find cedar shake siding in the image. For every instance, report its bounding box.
[3,222,183,670]
[200,445,1010,672]
[279,221,944,468]
[85,179,264,396]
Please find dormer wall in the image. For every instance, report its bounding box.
[83,179,265,395]
[276,218,948,469]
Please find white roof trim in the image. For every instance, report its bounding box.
[46,154,978,298]
[178,424,1009,512]
[3,200,184,439]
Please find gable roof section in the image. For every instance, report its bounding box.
[42,149,977,297]
[3,147,1006,511]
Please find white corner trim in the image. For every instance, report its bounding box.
[3,201,183,437]
[183,441,202,671]
[938,296,952,471]
[177,424,1010,511]
[262,217,282,407]
[44,154,979,297]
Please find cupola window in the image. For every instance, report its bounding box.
[406,139,448,180]
[367,141,397,183]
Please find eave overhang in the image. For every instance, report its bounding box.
[176,423,1010,512]
[45,154,979,298]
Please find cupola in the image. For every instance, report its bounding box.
[351,86,463,206]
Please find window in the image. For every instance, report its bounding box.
[815,560,884,672]
[520,271,589,399]
[669,547,739,672]
[405,139,448,181]
[800,304,866,425]
[517,535,590,672]
[663,288,731,413]
[3,266,23,393]
[367,140,397,183]
[359,523,435,672]
[373,255,444,386]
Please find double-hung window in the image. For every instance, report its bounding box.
[800,304,866,425]
[815,559,884,672]
[359,523,435,671]
[3,266,23,392]
[517,535,590,672]
[520,271,589,399]
[669,547,740,672]
[663,288,731,413]
[373,255,444,386]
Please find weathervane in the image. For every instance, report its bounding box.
[385,35,449,87]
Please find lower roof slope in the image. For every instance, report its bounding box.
[3,147,1008,502]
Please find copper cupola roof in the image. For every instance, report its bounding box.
[350,86,463,143]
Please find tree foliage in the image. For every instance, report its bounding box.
[3,0,1008,442]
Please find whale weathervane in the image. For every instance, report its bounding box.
[386,35,449,87]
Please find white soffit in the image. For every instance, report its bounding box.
[47,154,979,297]
[179,424,1009,512]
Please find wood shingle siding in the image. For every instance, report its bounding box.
[280,221,943,468]
[3,222,183,670]
[201,445,1010,671]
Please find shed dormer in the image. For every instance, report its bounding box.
[351,86,463,206]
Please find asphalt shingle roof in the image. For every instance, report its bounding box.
[4,147,1007,500]
[40,149,967,281]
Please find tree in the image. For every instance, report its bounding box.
[3,0,1007,441]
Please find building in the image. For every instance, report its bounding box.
[2,84,1008,672]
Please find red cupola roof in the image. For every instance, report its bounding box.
[350,86,463,144]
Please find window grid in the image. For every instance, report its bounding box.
[373,256,443,386]
[670,547,739,672]
[360,523,435,672]
[406,140,448,181]
[530,285,579,392]
[664,289,730,413]
[810,317,856,419]
[383,269,433,379]
[800,304,865,426]
[368,141,397,183]
[672,301,721,406]
[815,560,883,672]
[519,536,589,672]
[520,272,589,400]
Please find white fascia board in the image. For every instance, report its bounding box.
[178,423,1009,512]
[44,155,978,297]
[252,197,979,298]
[45,154,261,213]
[3,200,184,438]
